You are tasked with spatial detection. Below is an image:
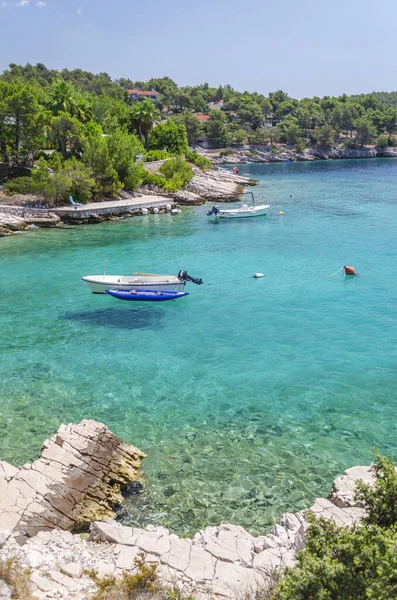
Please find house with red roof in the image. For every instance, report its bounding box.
[196,114,212,122]
[128,88,161,102]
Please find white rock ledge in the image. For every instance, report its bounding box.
[0,422,371,599]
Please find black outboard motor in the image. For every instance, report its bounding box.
[178,270,203,285]
[207,205,220,216]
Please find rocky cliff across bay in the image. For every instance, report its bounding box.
[0,420,374,600]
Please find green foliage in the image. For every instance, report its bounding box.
[146,150,172,161]
[106,128,144,182]
[0,81,47,170]
[353,116,377,148]
[295,138,306,153]
[314,124,334,149]
[185,150,211,170]
[376,135,389,148]
[355,453,397,528]
[276,515,397,600]
[130,99,161,141]
[249,128,270,146]
[5,156,95,203]
[83,135,121,197]
[343,138,359,149]
[124,163,145,191]
[206,119,231,148]
[275,454,397,600]
[49,111,86,158]
[147,120,189,155]
[4,176,37,196]
[279,117,303,145]
[231,128,247,146]
[159,156,193,191]
[3,62,397,200]
[171,111,203,145]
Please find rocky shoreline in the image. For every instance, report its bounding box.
[210,144,397,165]
[0,420,374,600]
[0,168,255,237]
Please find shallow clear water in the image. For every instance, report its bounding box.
[1,158,397,535]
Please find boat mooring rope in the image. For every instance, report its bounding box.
[43,279,82,297]
[205,276,261,287]
[327,267,344,278]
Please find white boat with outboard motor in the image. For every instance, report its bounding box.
[207,192,269,219]
[82,269,203,294]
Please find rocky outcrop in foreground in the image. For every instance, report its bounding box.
[0,420,145,544]
[0,420,374,600]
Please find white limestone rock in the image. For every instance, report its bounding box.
[331,465,374,508]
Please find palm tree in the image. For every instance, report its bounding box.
[131,100,161,142]
[48,80,77,116]
[74,94,93,123]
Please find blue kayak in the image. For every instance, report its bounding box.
[105,289,189,302]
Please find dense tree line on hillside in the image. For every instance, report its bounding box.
[1,63,397,203]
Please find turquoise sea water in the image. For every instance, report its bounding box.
[1,158,397,535]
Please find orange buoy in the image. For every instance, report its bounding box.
[278,210,284,216]
[344,265,356,276]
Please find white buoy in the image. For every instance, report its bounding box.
[141,208,149,215]
[253,273,264,278]
[153,207,159,214]
[165,203,172,212]
[171,208,181,215]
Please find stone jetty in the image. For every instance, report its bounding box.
[52,194,177,224]
[0,420,374,600]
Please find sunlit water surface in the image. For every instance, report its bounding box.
[1,158,397,535]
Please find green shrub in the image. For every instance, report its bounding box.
[185,150,211,170]
[376,135,389,148]
[145,150,172,161]
[159,157,193,192]
[343,138,358,149]
[295,138,306,154]
[355,453,397,528]
[275,454,397,600]
[124,163,146,191]
[4,176,37,195]
[142,171,166,188]
[220,149,233,156]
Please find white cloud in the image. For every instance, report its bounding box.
[76,6,82,13]
[36,0,46,7]
[1,1,8,7]
[16,0,29,6]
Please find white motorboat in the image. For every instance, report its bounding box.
[207,192,269,219]
[82,270,203,294]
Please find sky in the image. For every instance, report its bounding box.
[0,0,396,98]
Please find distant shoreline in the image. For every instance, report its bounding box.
[207,145,397,166]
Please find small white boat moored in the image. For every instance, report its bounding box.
[82,270,203,294]
[207,192,270,220]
